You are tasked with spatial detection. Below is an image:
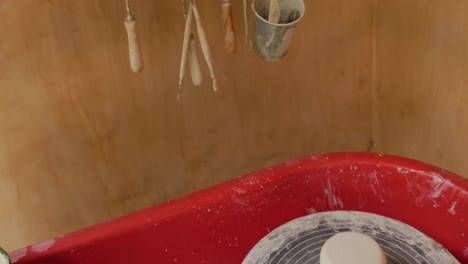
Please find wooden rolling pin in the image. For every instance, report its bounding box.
[222,0,236,54]
[124,0,143,72]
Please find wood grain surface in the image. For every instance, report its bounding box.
[0,0,373,250]
[375,1,468,177]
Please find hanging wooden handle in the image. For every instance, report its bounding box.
[192,3,218,92]
[268,0,281,24]
[124,19,143,72]
[189,34,203,86]
[178,4,194,99]
[222,2,236,54]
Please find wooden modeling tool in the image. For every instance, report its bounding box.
[268,0,280,23]
[180,0,203,90]
[222,0,236,54]
[191,0,218,92]
[243,0,250,48]
[124,0,143,72]
[189,35,202,86]
[178,4,194,100]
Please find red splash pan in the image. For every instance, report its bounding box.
[10,153,468,263]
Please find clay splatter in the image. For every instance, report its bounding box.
[430,174,452,199]
[231,196,255,210]
[410,171,455,208]
[447,201,457,215]
[369,171,385,203]
[232,187,247,194]
[324,179,344,209]
[9,248,27,262]
[31,239,55,253]
[397,167,410,174]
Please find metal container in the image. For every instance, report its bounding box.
[252,0,305,61]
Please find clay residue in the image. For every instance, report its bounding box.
[369,171,385,203]
[323,178,344,209]
[31,239,55,253]
[406,170,456,208]
[447,201,457,215]
[232,186,247,194]
[9,248,27,262]
[231,196,255,211]
[429,173,453,199]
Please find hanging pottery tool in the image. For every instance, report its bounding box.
[222,0,236,54]
[268,0,280,24]
[189,36,202,86]
[180,0,203,87]
[242,0,250,48]
[124,0,143,72]
[178,0,218,99]
[191,0,218,92]
[178,4,194,100]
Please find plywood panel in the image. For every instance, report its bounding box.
[376,0,468,177]
[0,0,373,250]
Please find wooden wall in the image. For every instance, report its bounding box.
[0,0,374,250]
[375,1,468,176]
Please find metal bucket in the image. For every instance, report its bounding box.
[252,0,305,61]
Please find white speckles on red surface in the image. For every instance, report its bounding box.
[323,179,344,209]
[31,239,55,253]
[448,201,457,215]
[232,187,247,194]
[9,247,27,263]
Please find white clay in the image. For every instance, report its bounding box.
[320,232,387,264]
